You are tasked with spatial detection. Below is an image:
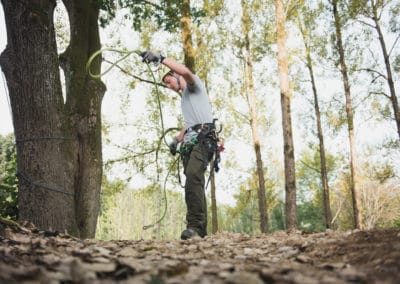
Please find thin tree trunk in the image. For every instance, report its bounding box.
[308,55,332,228]
[299,22,332,228]
[0,0,78,234]
[241,1,268,233]
[210,164,218,234]
[371,3,400,140]
[332,0,362,229]
[180,0,196,72]
[60,0,105,238]
[275,0,297,231]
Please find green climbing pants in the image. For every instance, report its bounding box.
[182,136,214,237]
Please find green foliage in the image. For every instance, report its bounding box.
[348,0,370,18]
[296,146,339,231]
[297,201,325,232]
[326,101,348,133]
[391,219,400,228]
[389,2,400,32]
[394,54,400,73]
[96,183,186,240]
[98,0,117,27]
[96,177,126,240]
[0,134,18,220]
[221,170,280,234]
[368,163,395,183]
[297,146,337,198]
[99,0,206,31]
[269,203,285,231]
[228,187,259,234]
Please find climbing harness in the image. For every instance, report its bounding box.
[177,119,225,190]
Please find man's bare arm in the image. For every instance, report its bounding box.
[162,57,195,85]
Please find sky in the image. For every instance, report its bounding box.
[0,4,13,135]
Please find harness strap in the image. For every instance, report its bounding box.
[185,122,215,134]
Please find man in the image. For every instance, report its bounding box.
[141,50,216,240]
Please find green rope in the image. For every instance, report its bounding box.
[86,47,178,231]
[86,47,168,148]
[86,47,141,79]
[143,156,180,230]
[145,62,169,147]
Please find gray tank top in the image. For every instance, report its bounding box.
[181,75,213,129]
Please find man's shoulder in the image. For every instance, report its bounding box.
[189,74,205,89]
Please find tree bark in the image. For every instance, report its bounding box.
[0,0,105,238]
[332,0,362,229]
[179,0,196,72]
[60,0,105,238]
[210,164,218,234]
[241,0,268,233]
[299,23,332,228]
[308,55,332,229]
[275,0,297,230]
[0,0,77,234]
[371,2,400,140]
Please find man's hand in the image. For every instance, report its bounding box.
[169,137,179,156]
[140,50,163,64]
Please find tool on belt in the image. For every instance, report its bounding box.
[178,119,224,173]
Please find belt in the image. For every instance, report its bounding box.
[185,123,215,133]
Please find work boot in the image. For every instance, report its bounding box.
[180,228,200,240]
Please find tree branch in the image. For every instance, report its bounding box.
[355,18,375,29]
[232,108,250,124]
[388,34,400,58]
[103,59,168,89]
[369,91,391,100]
[300,160,320,173]
[358,68,387,80]
[141,0,163,11]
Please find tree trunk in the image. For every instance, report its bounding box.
[0,0,78,234]
[299,24,332,228]
[371,3,400,140]
[275,0,297,230]
[308,54,332,229]
[332,0,362,229]
[210,164,218,234]
[60,0,105,238]
[0,0,105,238]
[179,0,196,72]
[242,1,268,233]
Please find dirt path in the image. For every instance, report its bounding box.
[1,225,399,283]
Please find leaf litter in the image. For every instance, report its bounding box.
[0,222,399,284]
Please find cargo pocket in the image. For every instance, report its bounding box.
[189,145,208,173]
[202,138,217,162]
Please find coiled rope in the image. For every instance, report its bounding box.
[86,48,176,231]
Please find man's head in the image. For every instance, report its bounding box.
[162,70,181,92]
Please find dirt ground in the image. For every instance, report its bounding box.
[0,222,399,284]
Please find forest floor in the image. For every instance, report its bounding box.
[0,222,399,284]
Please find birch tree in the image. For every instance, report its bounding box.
[296,4,332,228]
[275,0,297,230]
[330,0,363,229]
[349,0,400,140]
[232,0,271,233]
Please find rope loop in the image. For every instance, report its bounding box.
[86,48,141,79]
